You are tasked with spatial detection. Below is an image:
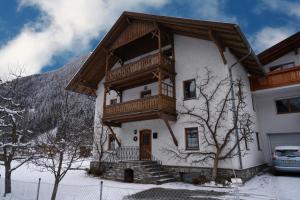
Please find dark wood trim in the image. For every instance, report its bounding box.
[208,29,227,64]
[107,125,121,146]
[185,127,199,150]
[163,118,178,146]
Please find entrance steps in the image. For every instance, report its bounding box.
[102,160,176,184]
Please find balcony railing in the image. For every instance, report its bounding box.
[105,52,173,83]
[250,66,300,91]
[103,95,176,122]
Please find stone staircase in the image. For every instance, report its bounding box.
[102,160,176,184]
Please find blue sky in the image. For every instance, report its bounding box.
[0,0,299,78]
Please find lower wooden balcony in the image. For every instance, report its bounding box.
[103,95,176,125]
[250,66,300,91]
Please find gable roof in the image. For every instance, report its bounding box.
[258,31,300,65]
[66,11,264,96]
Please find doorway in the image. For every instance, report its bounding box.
[139,129,152,160]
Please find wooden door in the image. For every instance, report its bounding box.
[140,130,152,160]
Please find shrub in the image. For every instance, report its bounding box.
[87,167,105,177]
[192,175,209,185]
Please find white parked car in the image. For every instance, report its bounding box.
[272,146,300,173]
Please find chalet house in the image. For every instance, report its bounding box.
[66,12,300,183]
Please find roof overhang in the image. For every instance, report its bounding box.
[66,11,264,96]
[258,32,300,65]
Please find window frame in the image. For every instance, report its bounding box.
[275,96,300,114]
[255,132,261,151]
[185,127,199,150]
[183,79,197,100]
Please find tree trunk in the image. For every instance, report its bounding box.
[51,178,60,200]
[212,157,219,181]
[5,162,12,194]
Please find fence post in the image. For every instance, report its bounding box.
[36,178,41,200]
[100,181,103,200]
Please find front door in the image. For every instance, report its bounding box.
[140,130,152,160]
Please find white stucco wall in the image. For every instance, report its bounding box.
[253,85,300,164]
[226,50,265,168]
[93,34,265,170]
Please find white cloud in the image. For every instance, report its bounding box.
[192,0,237,23]
[259,0,300,19]
[0,0,169,79]
[251,27,295,52]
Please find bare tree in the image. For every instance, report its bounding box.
[165,69,254,181]
[33,91,92,200]
[0,74,33,194]
[93,114,109,173]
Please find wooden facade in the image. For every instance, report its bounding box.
[102,23,177,128]
[250,66,300,91]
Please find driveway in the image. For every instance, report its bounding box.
[239,172,300,200]
[125,172,300,200]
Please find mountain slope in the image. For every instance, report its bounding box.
[1,56,95,138]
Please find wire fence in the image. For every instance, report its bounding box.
[0,178,145,200]
[0,176,274,200]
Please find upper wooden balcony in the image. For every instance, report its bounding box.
[103,94,176,125]
[105,52,174,90]
[250,66,300,91]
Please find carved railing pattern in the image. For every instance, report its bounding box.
[103,95,176,118]
[250,66,300,91]
[106,53,173,83]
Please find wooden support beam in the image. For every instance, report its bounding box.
[163,118,178,146]
[208,29,227,64]
[79,79,98,90]
[107,125,121,147]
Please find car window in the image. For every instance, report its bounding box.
[275,150,300,157]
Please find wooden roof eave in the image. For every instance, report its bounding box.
[66,12,265,95]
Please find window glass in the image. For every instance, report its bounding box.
[186,128,199,149]
[276,99,289,113]
[184,79,196,99]
[110,99,117,105]
[275,97,300,114]
[256,132,261,151]
[290,98,300,112]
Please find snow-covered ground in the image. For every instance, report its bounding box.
[0,161,299,200]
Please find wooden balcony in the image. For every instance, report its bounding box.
[105,52,174,90]
[250,66,300,91]
[103,95,176,125]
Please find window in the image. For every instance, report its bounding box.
[255,132,261,151]
[269,62,295,72]
[275,97,300,114]
[141,90,151,98]
[110,98,117,105]
[183,79,196,100]
[185,127,199,150]
[108,135,116,150]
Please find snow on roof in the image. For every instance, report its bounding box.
[275,146,300,150]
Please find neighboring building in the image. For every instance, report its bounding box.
[66,12,299,183]
[250,32,300,164]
